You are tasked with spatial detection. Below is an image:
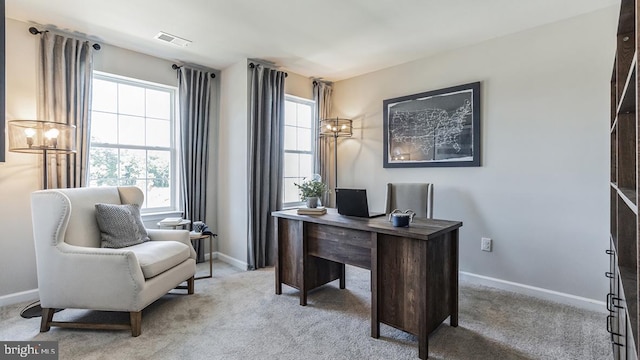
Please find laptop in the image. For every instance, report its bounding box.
[335,188,385,218]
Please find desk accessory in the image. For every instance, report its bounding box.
[388,209,415,227]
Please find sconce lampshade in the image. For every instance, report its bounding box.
[319,117,352,138]
[8,120,76,154]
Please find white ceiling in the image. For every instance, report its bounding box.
[6,0,619,81]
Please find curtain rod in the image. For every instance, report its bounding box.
[248,62,288,77]
[312,79,332,86]
[29,26,101,51]
[172,64,216,78]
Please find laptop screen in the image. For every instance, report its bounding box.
[335,188,373,217]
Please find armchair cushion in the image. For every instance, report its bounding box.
[127,241,191,279]
[95,203,150,248]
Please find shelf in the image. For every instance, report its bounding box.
[618,58,637,114]
[619,187,639,214]
[619,265,638,350]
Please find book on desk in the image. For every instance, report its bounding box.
[296,207,327,215]
[158,217,184,226]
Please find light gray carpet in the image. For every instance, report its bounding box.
[0,261,611,360]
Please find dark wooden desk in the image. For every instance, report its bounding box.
[272,208,462,359]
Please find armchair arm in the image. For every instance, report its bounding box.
[147,229,197,260]
[38,242,146,310]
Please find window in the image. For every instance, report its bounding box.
[88,72,178,212]
[283,96,316,207]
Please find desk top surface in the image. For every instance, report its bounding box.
[272,208,462,241]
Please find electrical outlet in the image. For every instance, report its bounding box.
[481,237,492,252]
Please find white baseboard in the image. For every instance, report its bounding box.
[214,252,248,270]
[460,271,607,313]
[0,289,39,307]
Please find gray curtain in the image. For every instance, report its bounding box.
[38,31,94,189]
[313,80,333,206]
[248,64,286,270]
[178,67,213,263]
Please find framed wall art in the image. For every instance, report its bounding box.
[383,82,480,168]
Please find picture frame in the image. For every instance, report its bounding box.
[383,82,480,168]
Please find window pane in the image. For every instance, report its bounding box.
[88,147,118,186]
[92,79,117,113]
[284,153,299,178]
[119,115,145,146]
[283,178,302,204]
[119,149,146,185]
[147,118,171,147]
[146,89,171,120]
[297,128,312,151]
[285,101,297,126]
[298,103,312,128]
[284,126,296,150]
[147,150,171,188]
[118,83,145,116]
[90,112,118,144]
[299,154,313,179]
[147,150,171,208]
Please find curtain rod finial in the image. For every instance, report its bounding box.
[29,27,41,35]
[172,64,180,70]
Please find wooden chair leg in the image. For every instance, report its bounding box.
[40,308,55,332]
[187,276,194,295]
[130,311,142,337]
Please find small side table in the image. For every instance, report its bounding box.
[190,232,214,280]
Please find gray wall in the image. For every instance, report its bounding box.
[331,7,617,301]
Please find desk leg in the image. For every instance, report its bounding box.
[208,235,213,278]
[419,239,429,360]
[275,218,282,295]
[300,220,307,306]
[370,232,379,338]
[450,229,459,327]
[339,264,346,289]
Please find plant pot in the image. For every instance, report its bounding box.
[306,197,319,208]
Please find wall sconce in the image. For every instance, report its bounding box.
[8,120,76,189]
[319,117,352,188]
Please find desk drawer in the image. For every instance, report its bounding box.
[307,223,372,269]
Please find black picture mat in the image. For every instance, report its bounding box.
[0,0,5,162]
[383,81,481,168]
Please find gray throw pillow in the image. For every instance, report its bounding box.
[95,203,150,248]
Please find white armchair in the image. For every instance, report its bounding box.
[31,186,196,336]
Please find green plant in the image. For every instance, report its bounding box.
[294,178,327,200]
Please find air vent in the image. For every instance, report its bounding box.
[154,31,192,47]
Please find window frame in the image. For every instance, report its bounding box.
[282,95,317,208]
[88,71,180,214]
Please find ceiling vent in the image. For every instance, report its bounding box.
[154,31,192,47]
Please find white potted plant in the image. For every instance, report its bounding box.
[294,176,327,208]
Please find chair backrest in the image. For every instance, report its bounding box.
[31,186,144,248]
[385,183,434,218]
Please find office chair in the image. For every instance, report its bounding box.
[385,183,434,218]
